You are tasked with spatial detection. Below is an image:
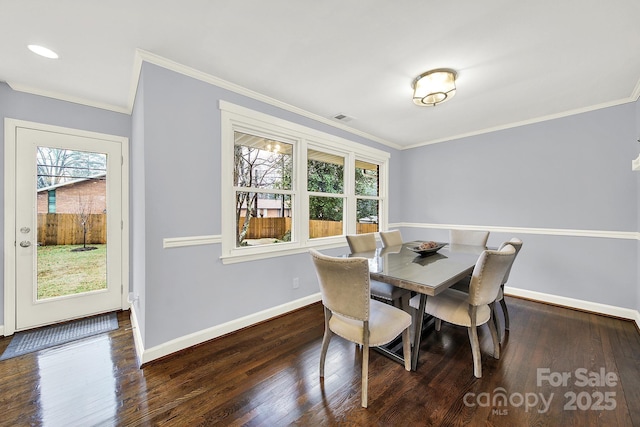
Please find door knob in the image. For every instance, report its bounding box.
[19,241,32,248]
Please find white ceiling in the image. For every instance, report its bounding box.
[2,1,640,149]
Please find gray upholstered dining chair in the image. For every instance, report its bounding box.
[409,244,516,378]
[309,249,412,408]
[449,229,490,247]
[452,238,523,343]
[380,230,403,248]
[346,233,411,311]
[492,238,523,340]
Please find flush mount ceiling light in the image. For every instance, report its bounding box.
[27,44,59,59]
[412,68,457,106]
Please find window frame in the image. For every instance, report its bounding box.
[220,101,389,264]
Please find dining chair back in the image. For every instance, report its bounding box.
[309,249,412,408]
[346,233,377,253]
[450,237,523,344]
[467,246,516,307]
[380,230,403,247]
[449,229,490,247]
[494,237,523,338]
[409,244,516,378]
[345,233,411,311]
[499,238,522,285]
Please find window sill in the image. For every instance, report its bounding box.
[220,238,347,264]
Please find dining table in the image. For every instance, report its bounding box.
[349,241,487,371]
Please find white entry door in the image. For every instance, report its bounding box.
[14,126,124,330]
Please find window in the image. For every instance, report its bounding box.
[355,160,380,234]
[234,132,293,247]
[220,101,389,263]
[308,149,345,239]
[47,190,56,213]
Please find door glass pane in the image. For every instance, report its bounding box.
[36,147,107,300]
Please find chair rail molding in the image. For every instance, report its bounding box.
[390,222,639,240]
[163,234,222,249]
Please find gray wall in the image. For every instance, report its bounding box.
[2,67,639,350]
[0,82,131,324]
[636,98,640,314]
[395,101,639,310]
[132,63,399,348]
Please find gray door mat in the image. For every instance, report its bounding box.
[0,312,118,361]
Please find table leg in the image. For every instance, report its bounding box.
[411,294,427,371]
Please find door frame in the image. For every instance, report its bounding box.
[3,118,130,336]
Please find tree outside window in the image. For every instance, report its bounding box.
[234,132,293,247]
[307,149,345,238]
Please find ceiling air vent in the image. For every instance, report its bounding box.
[331,113,354,123]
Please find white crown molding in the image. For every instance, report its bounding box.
[7,48,637,152]
[6,82,130,114]
[133,49,402,150]
[405,97,638,150]
[135,293,322,365]
[391,222,640,240]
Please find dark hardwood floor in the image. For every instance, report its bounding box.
[0,297,638,426]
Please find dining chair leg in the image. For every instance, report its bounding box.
[319,307,333,377]
[492,303,503,343]
[435,318,442,331]
[488,303,500,359]
[361,321,370,408]
[468,306,482,378]
[402,328,411,371]
[500,297,510,330]
[468,326,482,378]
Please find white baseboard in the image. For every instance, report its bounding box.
[133,293,322,365]
[129,287,639,366]
[128,305,145,366]
[505,286,640,329]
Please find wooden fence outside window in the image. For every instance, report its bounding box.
[37,215,379,246]
[238,217,378,240]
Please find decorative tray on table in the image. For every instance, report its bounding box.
[407,241,446,256]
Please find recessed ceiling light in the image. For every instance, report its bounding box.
[27,44,59,59]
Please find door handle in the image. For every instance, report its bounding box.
[19,241,32,248]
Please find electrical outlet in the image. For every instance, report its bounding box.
[292,277,299,289]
